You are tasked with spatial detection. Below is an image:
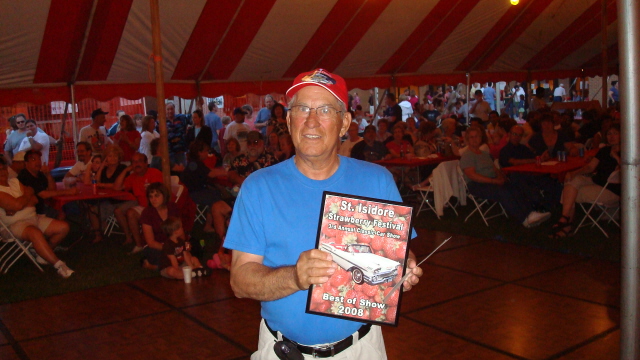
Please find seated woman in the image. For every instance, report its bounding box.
[460,126,550,228]
[140,182,181,270]
[488,118,515,159]
[266,103,288,137]
[0,158,73,278]
[550,124,621,238]
[386,123,414,159]
[275,133,295,161]
[180,141,230,236]
[112,115,141,164]
[222,137,241,170]
[528,113,577,158]
[438,118,461,157]
[82,154,104,242]
[95,145,137,244]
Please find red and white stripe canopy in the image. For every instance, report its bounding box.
[0,0,619,106]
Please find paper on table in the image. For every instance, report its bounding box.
[541,161,559,166]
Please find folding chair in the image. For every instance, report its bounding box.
[457,166,508,226]
[195,204,209,224]
[103,214,123,237]
[574,170,621,238]
[0,220,44,274]
[415,160,461,219]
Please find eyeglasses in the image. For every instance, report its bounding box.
[290,105,342,120]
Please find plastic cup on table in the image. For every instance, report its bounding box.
[182,266,192,283]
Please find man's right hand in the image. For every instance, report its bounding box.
[294,249,337,290]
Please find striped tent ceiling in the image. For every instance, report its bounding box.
[0,0,619,105]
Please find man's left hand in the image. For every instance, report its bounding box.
[402,257,423,292]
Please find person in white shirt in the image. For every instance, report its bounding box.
[469,90,491,124]
[398,94,413,122]
[79,108,112,155]
[553,83,566,102]
[18,120,50,165]
[339,122,362,157]
[63,142,92,185]
[138,115,160,164]
[224,108,252,152]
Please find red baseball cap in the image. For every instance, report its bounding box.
[286,69,348,106]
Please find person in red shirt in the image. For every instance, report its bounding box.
[112,115,141,163]
[115,152,163,253]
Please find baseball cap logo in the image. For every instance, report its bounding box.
[301,69,336,86]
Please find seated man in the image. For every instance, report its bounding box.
[17,150,78,219]
[63,142,92,185]
[0,158,74,278]
[216,131,277,269]
[114,152,163,254]
[227,131,278,187]
[350,125,390,161]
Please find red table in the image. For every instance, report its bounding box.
[53,183,135,210]
[374,155,459,168]
[501,156,589,181]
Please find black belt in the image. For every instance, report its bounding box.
[265,320,372,358]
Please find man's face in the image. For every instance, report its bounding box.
[364,129,376,143]
[15,116,26,130]
[265,96,274,109]
[509,127,523,145]
[25,153,42,173]
[95,114,106,126]
[25,122,37,136]
[234,113,245,123]
[166,105,175,120]
[76,145,90,163]
[489,113,499,123]
[246,139,264,158]
[287,86,350,161]
[467,131,483,148]
[131,154,148,176]
[378,122,388,133]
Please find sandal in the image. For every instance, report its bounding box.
[549,224,573,239]
[551,215,572,230]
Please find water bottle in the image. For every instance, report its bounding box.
[91,173,97,194]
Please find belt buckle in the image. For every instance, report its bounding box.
[312,344,334,358]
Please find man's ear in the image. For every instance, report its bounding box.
[339,111,352,138]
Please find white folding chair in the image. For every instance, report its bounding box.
[195,204,209,224]
[574,170,621,238]
[103,214,123,237]
[415,161,461,219]
[0,220,44,274]
[457,166,508,226]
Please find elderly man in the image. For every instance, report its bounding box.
[114,152,163,254]
[225,69,422,359]
[227,131,278,187]
[79,108,112,155]
[254,94,275,137]
[553,83,566,102]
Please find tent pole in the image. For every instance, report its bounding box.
[619,0,640,357]
[149,0,171,189]
[465,73,470,125]
[601,0,608,107]
[70,84,78,146]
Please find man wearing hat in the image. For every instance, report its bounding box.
[225,69,423,359]
[223,107,252,152]
[227,130,278,187]
[79,108,112,155]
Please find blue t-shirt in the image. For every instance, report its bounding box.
[483,87,495,104]
[255,107,271,136]
[205,112,222,147]
[224,156,414,345]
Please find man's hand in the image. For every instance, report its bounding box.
[294,249,337,290]
[402,256,423,292]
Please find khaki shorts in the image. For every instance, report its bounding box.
[9,215,54,240]
[251,319,387,360]
[565,175,620,206]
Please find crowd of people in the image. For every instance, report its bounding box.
[0,78,622,281]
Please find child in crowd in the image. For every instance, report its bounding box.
[159,216,210,279]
